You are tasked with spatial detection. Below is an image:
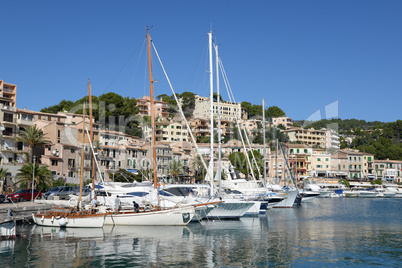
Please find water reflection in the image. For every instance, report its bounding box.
[1,198,401,267]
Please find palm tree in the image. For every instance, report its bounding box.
[0,167,11,179]
[0,167,11,192]
[15,125,50,163]
[16,163,54,192]
[192,155,207,183]
[168,160,182,183]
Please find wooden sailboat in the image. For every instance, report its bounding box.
[102,28,196,226]
[32,95,106,228]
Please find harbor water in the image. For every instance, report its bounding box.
[1,198,401,267]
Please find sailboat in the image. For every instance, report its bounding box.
[101,28,196,226]
[32,100,106,228]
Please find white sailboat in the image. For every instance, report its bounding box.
[102,28,196,226]
[203,32,255,219]
[33,100,107,228]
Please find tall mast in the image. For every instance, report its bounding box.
[88,79,95,191]
[262,99,266,186]
[79,103,86,209]
[208,32,214,197]
[147,28,158,194]
[215,43,221,197]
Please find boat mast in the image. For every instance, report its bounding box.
[215,43,221,197]
[262,99,266,187]
[147,28,159,208]
[79,103,86,209]
[88,79,95,191]
[208,32,214,197]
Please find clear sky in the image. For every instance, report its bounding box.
[1,0,401,122]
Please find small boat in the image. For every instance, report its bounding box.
[32,208,105,228]
[0,209,16,240]
[33,101,106,228]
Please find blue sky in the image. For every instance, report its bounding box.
[1,0,401,122]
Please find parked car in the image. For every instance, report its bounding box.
[43,186,64,200]
[46,186,91,200]
[0,194,5,203]
[6,189,42,202]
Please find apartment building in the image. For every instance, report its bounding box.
[330,150,349,178]
[272,117,293,129]
[193,94,246,121]
[374,159,402,183]
[288,144,312,178]
[0,80,17,107]
[325,129,340,149]
[137,96,169,118]
[142,120,189,142]
[308,149,332,178]
[284,127,327,148]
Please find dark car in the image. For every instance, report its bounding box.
[44,186,64,200]
[46,186,91,200]
[0,194,5,203]
[6,189,42,202]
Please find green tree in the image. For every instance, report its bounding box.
[0,168,11,190]
[16,163,54,192]
[15,125,50,163]
[192,155,207,183]
[168,160,183,183]
[40,100,74,114]
[267,106,285,118]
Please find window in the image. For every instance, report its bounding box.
[51,160,58,166]
[317,158,321,161]
[325,158,329,161]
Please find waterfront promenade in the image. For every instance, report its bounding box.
[0,201,50,223]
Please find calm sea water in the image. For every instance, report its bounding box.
[1,198,401,267]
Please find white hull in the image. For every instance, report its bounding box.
[344,191,359,197]
[104,206,195,226]
[0,220,16,239]
[192,205,215,222]
[357,191,378,198]
[32,213,105,228]
[272,190,298,208]
[206,201,255,219]
[244,201,264,216]
[376,192,397,198]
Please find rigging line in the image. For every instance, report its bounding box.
[219,63,261,180]
[219,58,262,179]
[265,108,299,190]
[218,57,257,182]
[185,36,209,93]
[219,57,259,180]
[104,38,145,94]
[128,38,147,96]
[151,41,215,189]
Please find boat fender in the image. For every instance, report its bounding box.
[41,215,45,222]
[51,216,54,223]
[58,217,67,227]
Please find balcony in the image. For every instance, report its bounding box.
[0,104,16,112]
[0,145,15,151]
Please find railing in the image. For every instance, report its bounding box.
[2,88,15,93]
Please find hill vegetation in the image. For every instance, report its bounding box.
[300,118,402,160]
[40,92,142,137]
